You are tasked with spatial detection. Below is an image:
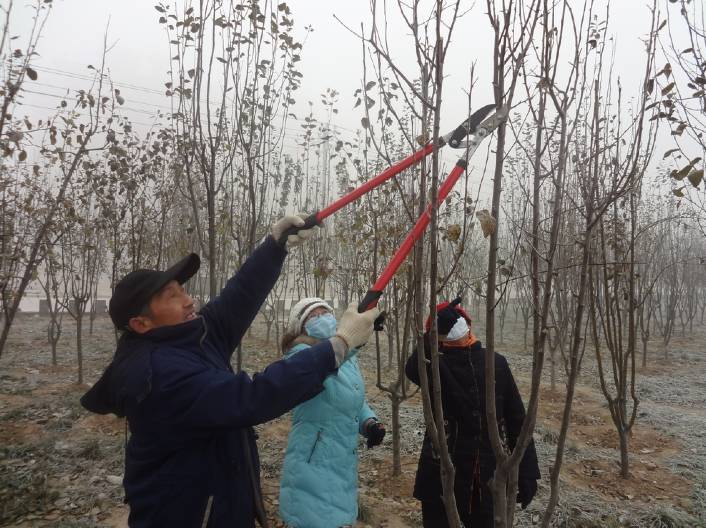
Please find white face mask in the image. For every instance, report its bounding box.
[445,317,469,341]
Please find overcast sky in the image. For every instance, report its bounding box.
[9,1,656,142]
[5,0,677,305]
[8,0,683,210]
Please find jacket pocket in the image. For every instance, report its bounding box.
[150,477,210,527]
[307,430,323,463]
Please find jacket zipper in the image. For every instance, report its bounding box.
[200,495,213,528]
[307,430,322,463]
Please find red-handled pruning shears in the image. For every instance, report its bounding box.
[279,103,508,314]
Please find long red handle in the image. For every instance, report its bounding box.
[315,142,436,223]
[304,108,495,227]
[358,158,468,312]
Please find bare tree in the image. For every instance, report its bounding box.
[0,18,118,357]
[59,171,107,383]
[656,0,705,222]
[160,0,304,301]
[37,241,66,365]
[481,0,541,524]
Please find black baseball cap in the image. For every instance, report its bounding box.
[108,253,201,329]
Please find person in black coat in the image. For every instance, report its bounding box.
[405,300,540,528]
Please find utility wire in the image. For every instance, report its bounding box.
[31,63,362,136]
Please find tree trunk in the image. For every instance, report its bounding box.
[387,326,394,369]
[208,187,217,299]
[491,466,509,527]
[265,319,272,344]
[550,343,556,392]
[89,279,98,335]
[542,218,592,527]
[641,334,648,368]
[618,427,630,478]
[76,310,84,384]
[391,395,401,476]
[49,316,60,366]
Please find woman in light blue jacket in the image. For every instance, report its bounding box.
[279,297,386,528]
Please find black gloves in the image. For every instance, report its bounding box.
[437,305,461,335]
[365,421,386,448]
[373,311,387,331]
[517,478,537,509]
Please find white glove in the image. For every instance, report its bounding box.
[335,302,381,350]
[270,213,318,247]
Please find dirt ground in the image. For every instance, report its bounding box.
[1,312,705,527]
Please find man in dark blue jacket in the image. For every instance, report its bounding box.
[81,215,380,527]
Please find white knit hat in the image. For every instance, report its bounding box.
[286,297,334,335]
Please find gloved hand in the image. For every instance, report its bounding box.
[270,213,318,247]
[437,304,461,335]
[365,420,386,448]
[517,478,537,509]
[335,302,381,349]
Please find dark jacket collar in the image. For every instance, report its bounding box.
[139,316,207,346]
[80,316,207,417]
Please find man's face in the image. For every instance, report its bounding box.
[128,280,197,334]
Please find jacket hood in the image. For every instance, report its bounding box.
[80,317,205,417]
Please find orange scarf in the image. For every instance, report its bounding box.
[441,331,478,348]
